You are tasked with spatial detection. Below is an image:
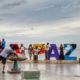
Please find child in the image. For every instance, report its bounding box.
[33,46,40,63]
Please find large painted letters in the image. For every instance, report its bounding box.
[64,44,77,60]
[48,44,59,60]
[32,44,77,60]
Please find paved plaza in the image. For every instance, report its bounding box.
[0,63,80,80]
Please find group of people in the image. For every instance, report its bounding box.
[27,43,51,62]
[0,39,64,73]
[27,42,64,61]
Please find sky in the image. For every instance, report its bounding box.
[0,0,80,45]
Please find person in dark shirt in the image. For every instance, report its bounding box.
[28,44,33,60]
[59,44,64,60]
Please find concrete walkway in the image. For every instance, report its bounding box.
[0,63,80,80]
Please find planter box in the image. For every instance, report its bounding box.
[21,71,40,80]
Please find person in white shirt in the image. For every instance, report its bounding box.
[0,44,17,73]
[20,44,26,56]
[45,42,50,60]
[33,46,40,63]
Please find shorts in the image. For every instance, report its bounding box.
[34,55,38,61]
[29,53,32,57]
[0,56,6,64]
[28,50,32,56]
[21,50,25,54]
[45,50,49,54]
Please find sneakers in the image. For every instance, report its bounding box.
[2,71,5,73]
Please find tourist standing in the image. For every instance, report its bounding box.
[2,38,6,50]
[33,46,40,63]
[20,44,26,56]
[45,42,50,60]
[59,44,64,60]
[28,44,33,60]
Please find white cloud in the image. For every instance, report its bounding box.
[0,0,80,44]
[2,17,80,38]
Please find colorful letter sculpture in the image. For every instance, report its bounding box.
[64,44,77,60]
[48,44,59,60]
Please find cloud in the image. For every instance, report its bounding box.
[1,17,80,39]
[20,0,80,24]
[1,0,26,9]
[0,0,80,25]
[0,0,80,44]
